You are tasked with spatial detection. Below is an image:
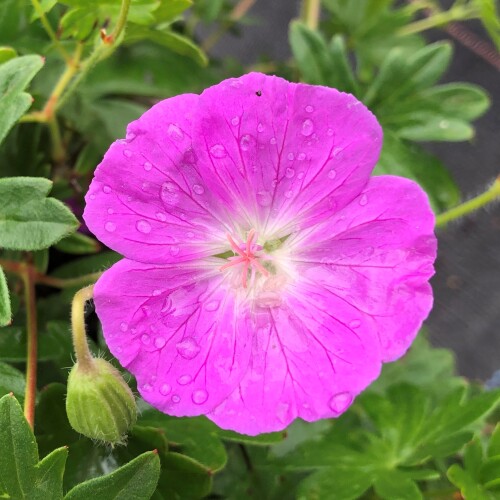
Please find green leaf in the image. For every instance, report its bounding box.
[488,423,500,458]
[217,428,287,446]
[373,470,422,500]
[0,266,11,326]
[153,0,192,22]
[0,177,79,251]
[34,447,68,500]
[50,251,121,279]
[64,450,160,500]
[0,55,44,144]
[30,0,57,21]
[55,232,101,255]
[126,26,208,66]
[476,0,500,50]
[0,361,25,401]
[448,464,491,500]
[375,133,461,212]
[328,35,360,94]
[0,46,17,64]
[393,114,475,142]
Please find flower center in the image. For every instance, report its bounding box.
[220,229,269,288]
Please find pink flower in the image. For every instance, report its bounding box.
[84,73,436,435]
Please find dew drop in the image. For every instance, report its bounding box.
[192,389,208,405]
[305,105,314,113]
[103,185,111,194]
[178,374,192,385]
[171,395,180,404]
[231,116,240,126]
[142,383,153,392]
[297,172,304,180]
[152,289,162,296]
[123,149,132,158]
[210,144,227,158]
[154,337,166,349]
[327,128,334,136]
[126,131,136,141]
[193,184,205,195]
[270,137,277,145]
[285,167,295,178]
[143,161,152,171]
[257,190,272,207]
[161,296,172,313]
[183,149,197,165]
[120,322,128,332]
[105,221,116,232]
[205,300,220,311]
[287,152,294,161]
[136,219,151,234]
[285,190,293,199]
[257,122,264,133]
[328,169,337,179]
[116,346,122,353]
[329,392,353,414]
[167,123,184,141]
[107,208,114,215]
[301,119,314,137]
[298,152,306,161]
[159,384,171,396]
[141,334,150,345]
[170,245,180,256]
[240,134,254,151]
[89,194,95,200]
[161,182,180,206]
[176,338,201,359]
[156,212,167,222]
[349,319,361,329]
[359,194,368,206]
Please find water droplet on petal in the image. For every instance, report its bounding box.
[176,338,201,359]
[154,337,166,349]
[171,395,180,403]
[170,245,180,256]
[143,161,152,171]
[156,212,167,222]
[126,131,136,141]
[89,194,95,200]
[210,144,227,158]
[305,105,314,113]
[287,152,294,161]
[192,389,208,405]
[285,167,295,178]
[159,384,171,396]
[136,219,151,234]
[142,383,153,392]
[328,169,337,179]
[115,346,122,353]
[193,184,205,195]
[327,128,334,136]
[178,374,192,385]
[270,137,277,145]
[329,392,353,414]
[105,221,116,232]
[167,123,184,141]
[257,122,264,133]
[298,152,306,161]
[285,190,293,199]
[231,116,240,126]
[161,296,172,313]
[120,322,128,332]
[103,185,111,194]
[301,119,314,137]
[152,289,162,296]
[161,182,180,206]
[141,334,150,345]
[123,149,132,158]
[107,208,114,214]
[349,319,361,329]
[240,134,255,151]
[359,194,368,206]
[205,300,220,311]
[257,190,272,207]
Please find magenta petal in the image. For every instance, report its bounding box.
[209,280,382,435]
[290,175,437,362]
[83,94,229,264]
[193,72,382,235]
[94,259,252,416]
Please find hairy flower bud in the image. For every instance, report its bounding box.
[66,358,137,444]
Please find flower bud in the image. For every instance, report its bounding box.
[66,358,137,444]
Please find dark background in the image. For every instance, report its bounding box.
[205,1,500,380]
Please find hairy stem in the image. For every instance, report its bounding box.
[31,0,70,62]
[301,0,321,30]
[71,285,95,373]
[21,263,38,428]
[436,176,500,227]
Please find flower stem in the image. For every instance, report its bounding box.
[0,259,102,289]
[71,285,95,373]
[435,176,500,228]
[301,0,321,30]
[31,0,70,62]
[21,263,38,429]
